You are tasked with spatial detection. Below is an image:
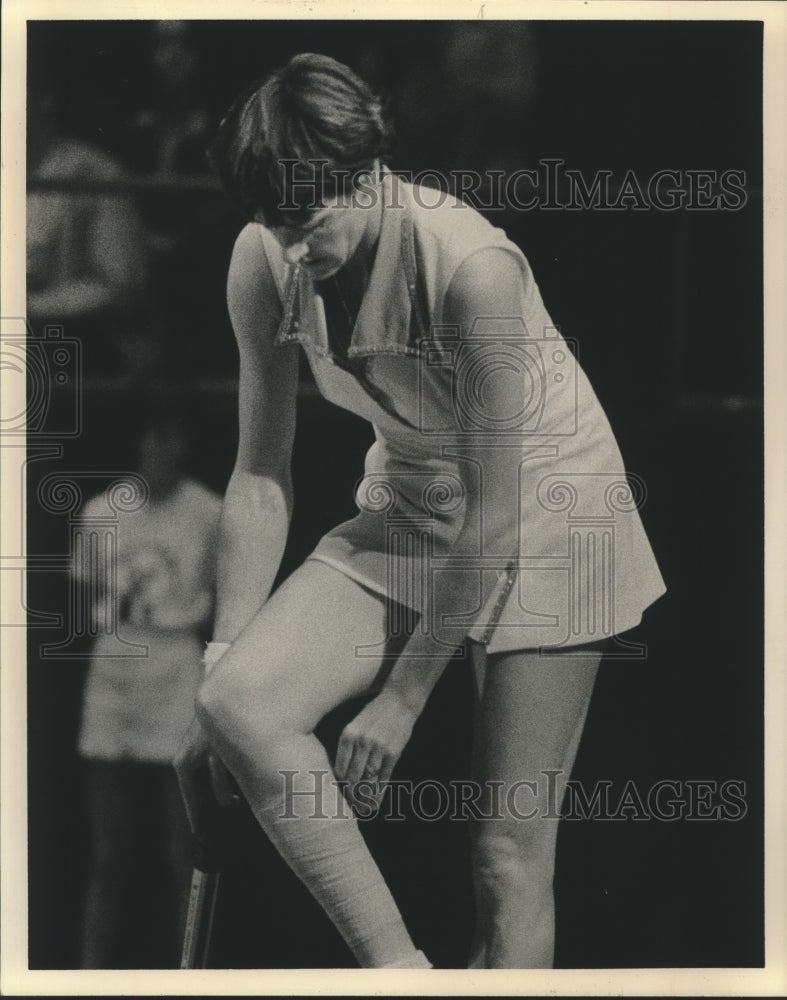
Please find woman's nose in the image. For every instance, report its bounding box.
[272,225,311,263]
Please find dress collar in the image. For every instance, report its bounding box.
[273,171,429,359]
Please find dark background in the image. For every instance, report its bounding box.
[25,19,763,969]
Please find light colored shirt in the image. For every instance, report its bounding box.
[77,478,222,763]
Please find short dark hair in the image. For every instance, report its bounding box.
[208,53,394,225]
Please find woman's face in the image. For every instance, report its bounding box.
[268,184,379,280]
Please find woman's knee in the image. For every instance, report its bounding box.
[471,824,557,898]
[195,654,293,758]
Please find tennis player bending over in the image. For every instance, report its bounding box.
[175,53,666,969]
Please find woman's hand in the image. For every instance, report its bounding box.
[173,715,239,833]
[335,685,420,814]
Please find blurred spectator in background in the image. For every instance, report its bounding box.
[130,20,215,176]
[359,22,538,200]
[354,23,540,259]
[438,23,539,179]
[75,405,222,968]
[26,77,155,380]
[125,20,236,379]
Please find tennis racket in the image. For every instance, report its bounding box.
[180,803,225,969]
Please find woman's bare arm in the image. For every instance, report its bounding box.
[175,224,299,822]
[212,223,300,643]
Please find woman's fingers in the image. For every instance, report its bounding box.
[334,740,400,816]
[346,746,386,816]
[344,740,372,788]
[356,747,385,799]
[362,747,385,780]
[336,725,390,802]
[378,752,398,787]
[334,728,356,782]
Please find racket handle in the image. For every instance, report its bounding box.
[179,807,227,969]
[180,867,221,969]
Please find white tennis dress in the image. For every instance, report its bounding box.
[255,173,666,653]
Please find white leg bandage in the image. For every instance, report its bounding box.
[252,768,430,969]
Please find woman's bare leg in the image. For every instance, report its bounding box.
[468,640,603,968]
[195,560,428,968]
